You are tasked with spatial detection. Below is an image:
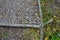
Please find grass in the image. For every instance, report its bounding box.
[41,0,60,40]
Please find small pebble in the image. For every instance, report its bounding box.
[53,15,56,17]
[32,1,38,6]
[0,15,3,19]
[35,13,38,16]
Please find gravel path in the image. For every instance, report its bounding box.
[0,0,40,40]
[0,27,40,40]
[0,0,41,25]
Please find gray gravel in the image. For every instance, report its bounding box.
[0,27,40,40]
[0,0,41,25]
[0,0,40,40]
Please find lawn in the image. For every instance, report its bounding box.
[41,0,60,40]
